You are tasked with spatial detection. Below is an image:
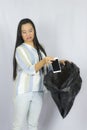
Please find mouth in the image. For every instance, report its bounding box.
[26,37,32,40]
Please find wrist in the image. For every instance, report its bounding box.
[43,58,46,65]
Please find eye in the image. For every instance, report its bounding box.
[29,29,33,32]
[22,31,26,34]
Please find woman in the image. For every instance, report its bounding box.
[13,18,65,130]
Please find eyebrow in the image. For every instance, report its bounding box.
[22,28,33,31]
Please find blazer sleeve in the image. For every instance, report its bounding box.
[15,47,36,75]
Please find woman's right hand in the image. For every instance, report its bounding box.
[44,56,54,65]
[35,56,54,72]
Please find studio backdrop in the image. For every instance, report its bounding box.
[0,0,87,130]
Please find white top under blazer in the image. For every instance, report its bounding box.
[14,43,48,95]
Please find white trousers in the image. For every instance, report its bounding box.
[12,92,44,130]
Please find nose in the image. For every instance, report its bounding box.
[26,32,30,36]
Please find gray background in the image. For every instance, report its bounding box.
[0,0,87,130]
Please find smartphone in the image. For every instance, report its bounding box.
[52,57,61,73]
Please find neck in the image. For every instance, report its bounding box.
[24,42,35,48]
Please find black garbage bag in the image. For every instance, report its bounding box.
[44,61,82,118]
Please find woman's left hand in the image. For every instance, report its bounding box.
[59,60,66,65]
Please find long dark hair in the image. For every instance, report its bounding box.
[13,18,47,80]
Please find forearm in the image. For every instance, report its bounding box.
[35,58,46,72]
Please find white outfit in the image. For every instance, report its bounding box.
[14,43,47,96]
[12,92,44,130]
[12,43,49,130]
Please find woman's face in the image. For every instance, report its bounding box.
[21,23,34,44]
